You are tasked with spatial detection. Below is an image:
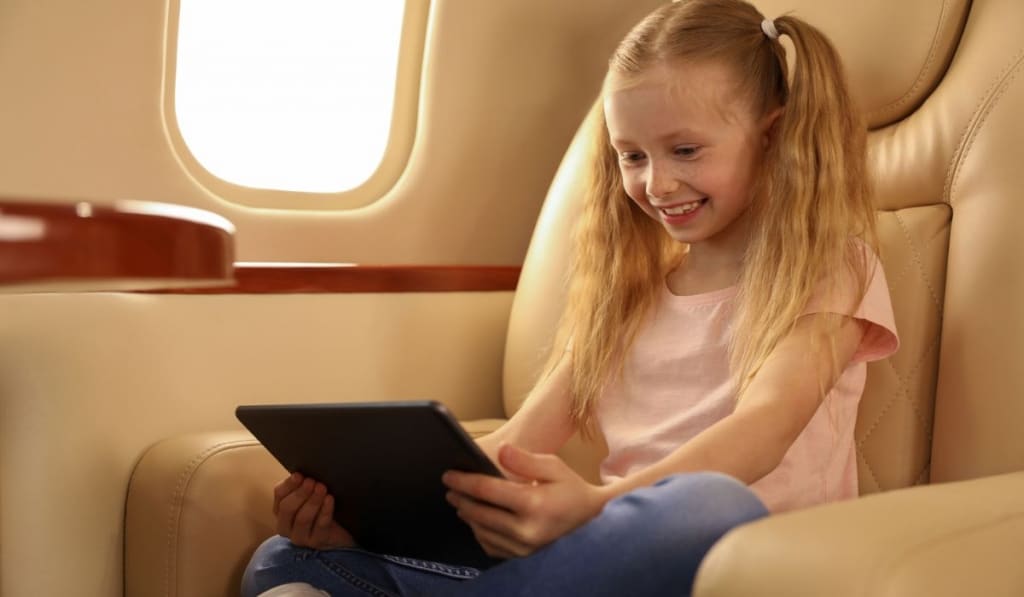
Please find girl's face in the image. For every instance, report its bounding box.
[604,61,776,251]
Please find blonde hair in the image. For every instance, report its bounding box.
[556,0,877,434]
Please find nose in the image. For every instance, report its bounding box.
[645,160,679,202]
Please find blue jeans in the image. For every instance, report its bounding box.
[241,472,768,597]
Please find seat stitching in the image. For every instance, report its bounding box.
[857,373,903,450]
[857,347,938,491]
[859,207,948,490]
[867,0,952,123]
[889,341,939,433]
[883,219,921,285]
[859,209,944,440]
[857,362,936,492]
[887,246,921,286]
[881,209,949,286]
[162,438,260,597]
[858,337,938,447]
[944,47,1024,203]
[893,211,943,309]
[856,445,883,492]
[857,215,942,487]
[949,53,1024,201]
[857,432,933,492]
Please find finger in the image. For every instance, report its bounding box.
[327,521,357,550]
[443,472,532,513]
[464,519,517,560]
[466,521,532,559]
[272,472,304,515]
[309,494,339,549]
[497,444,565,484]
[447,490,522,539]
[323,496,357,549]
[291,483,328,545]
[275,478,316,537]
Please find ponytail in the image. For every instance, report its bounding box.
[731,15,877,399]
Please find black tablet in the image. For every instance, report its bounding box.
[236,400,503,569]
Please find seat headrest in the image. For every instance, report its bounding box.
[756,0,969,128]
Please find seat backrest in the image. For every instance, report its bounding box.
[503,0,1024,493]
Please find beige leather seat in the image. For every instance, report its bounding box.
[125,0,1024,595]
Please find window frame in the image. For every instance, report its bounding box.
[161,0,428,210]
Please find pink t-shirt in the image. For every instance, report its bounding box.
[596,250,899,512]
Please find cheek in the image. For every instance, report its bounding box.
[727,145,764,188]
[622,179,651,211]
[702,162,749,198]
[625,189,660,220]
[620,171,646,202]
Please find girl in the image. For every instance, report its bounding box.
[243,0,898,595]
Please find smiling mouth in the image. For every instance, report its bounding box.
[660,197,708,216]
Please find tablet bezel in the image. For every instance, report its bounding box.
[236,400,502,568]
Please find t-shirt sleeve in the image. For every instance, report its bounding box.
[801,244,900,364]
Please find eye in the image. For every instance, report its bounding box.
[618,151,646,165]
[674,145,701,158]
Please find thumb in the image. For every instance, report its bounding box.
[497,443,563,483]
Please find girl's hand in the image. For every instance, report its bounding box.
[273,473,356,550]
[442,444,609,559]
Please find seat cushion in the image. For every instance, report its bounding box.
[125,432,284,597]
[125,421,507,597]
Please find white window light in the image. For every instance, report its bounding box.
[174,0,405,194]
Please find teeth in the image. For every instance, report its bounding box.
[662,200,703,216]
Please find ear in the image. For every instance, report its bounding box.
[760,107,784,149]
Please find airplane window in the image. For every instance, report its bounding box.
[174,0,405,194]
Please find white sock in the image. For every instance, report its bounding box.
[257,582,331,597]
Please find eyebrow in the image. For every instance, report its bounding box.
[609,128,705,147]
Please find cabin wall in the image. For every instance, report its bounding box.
[0,0,658,264]
[0,0,664,596]
[0,292,514,595]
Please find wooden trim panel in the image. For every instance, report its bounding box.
[0,198,234,291]
[161,264,521,294]
[0,199,519,294]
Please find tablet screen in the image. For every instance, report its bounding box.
[237,400,502,568]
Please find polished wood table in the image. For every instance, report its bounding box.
[0,198,522,294]
[0,198,235,291]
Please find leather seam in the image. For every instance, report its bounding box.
[163,438,261,597]
[950,53,1024,201]
[867,0,952,123]
[856,340,938,491]
[866,510,1024,596]
[944,46,1024,204]
[882,209,948,291]
[858,332,937,447]
[856,446,883,493]
[891,211,943,308]
[857,208,949,490]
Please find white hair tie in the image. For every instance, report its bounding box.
[761,18,780,40]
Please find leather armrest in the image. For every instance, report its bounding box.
[125,431,284,597]
[694,471,1024,597]
[124,420,508,597]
